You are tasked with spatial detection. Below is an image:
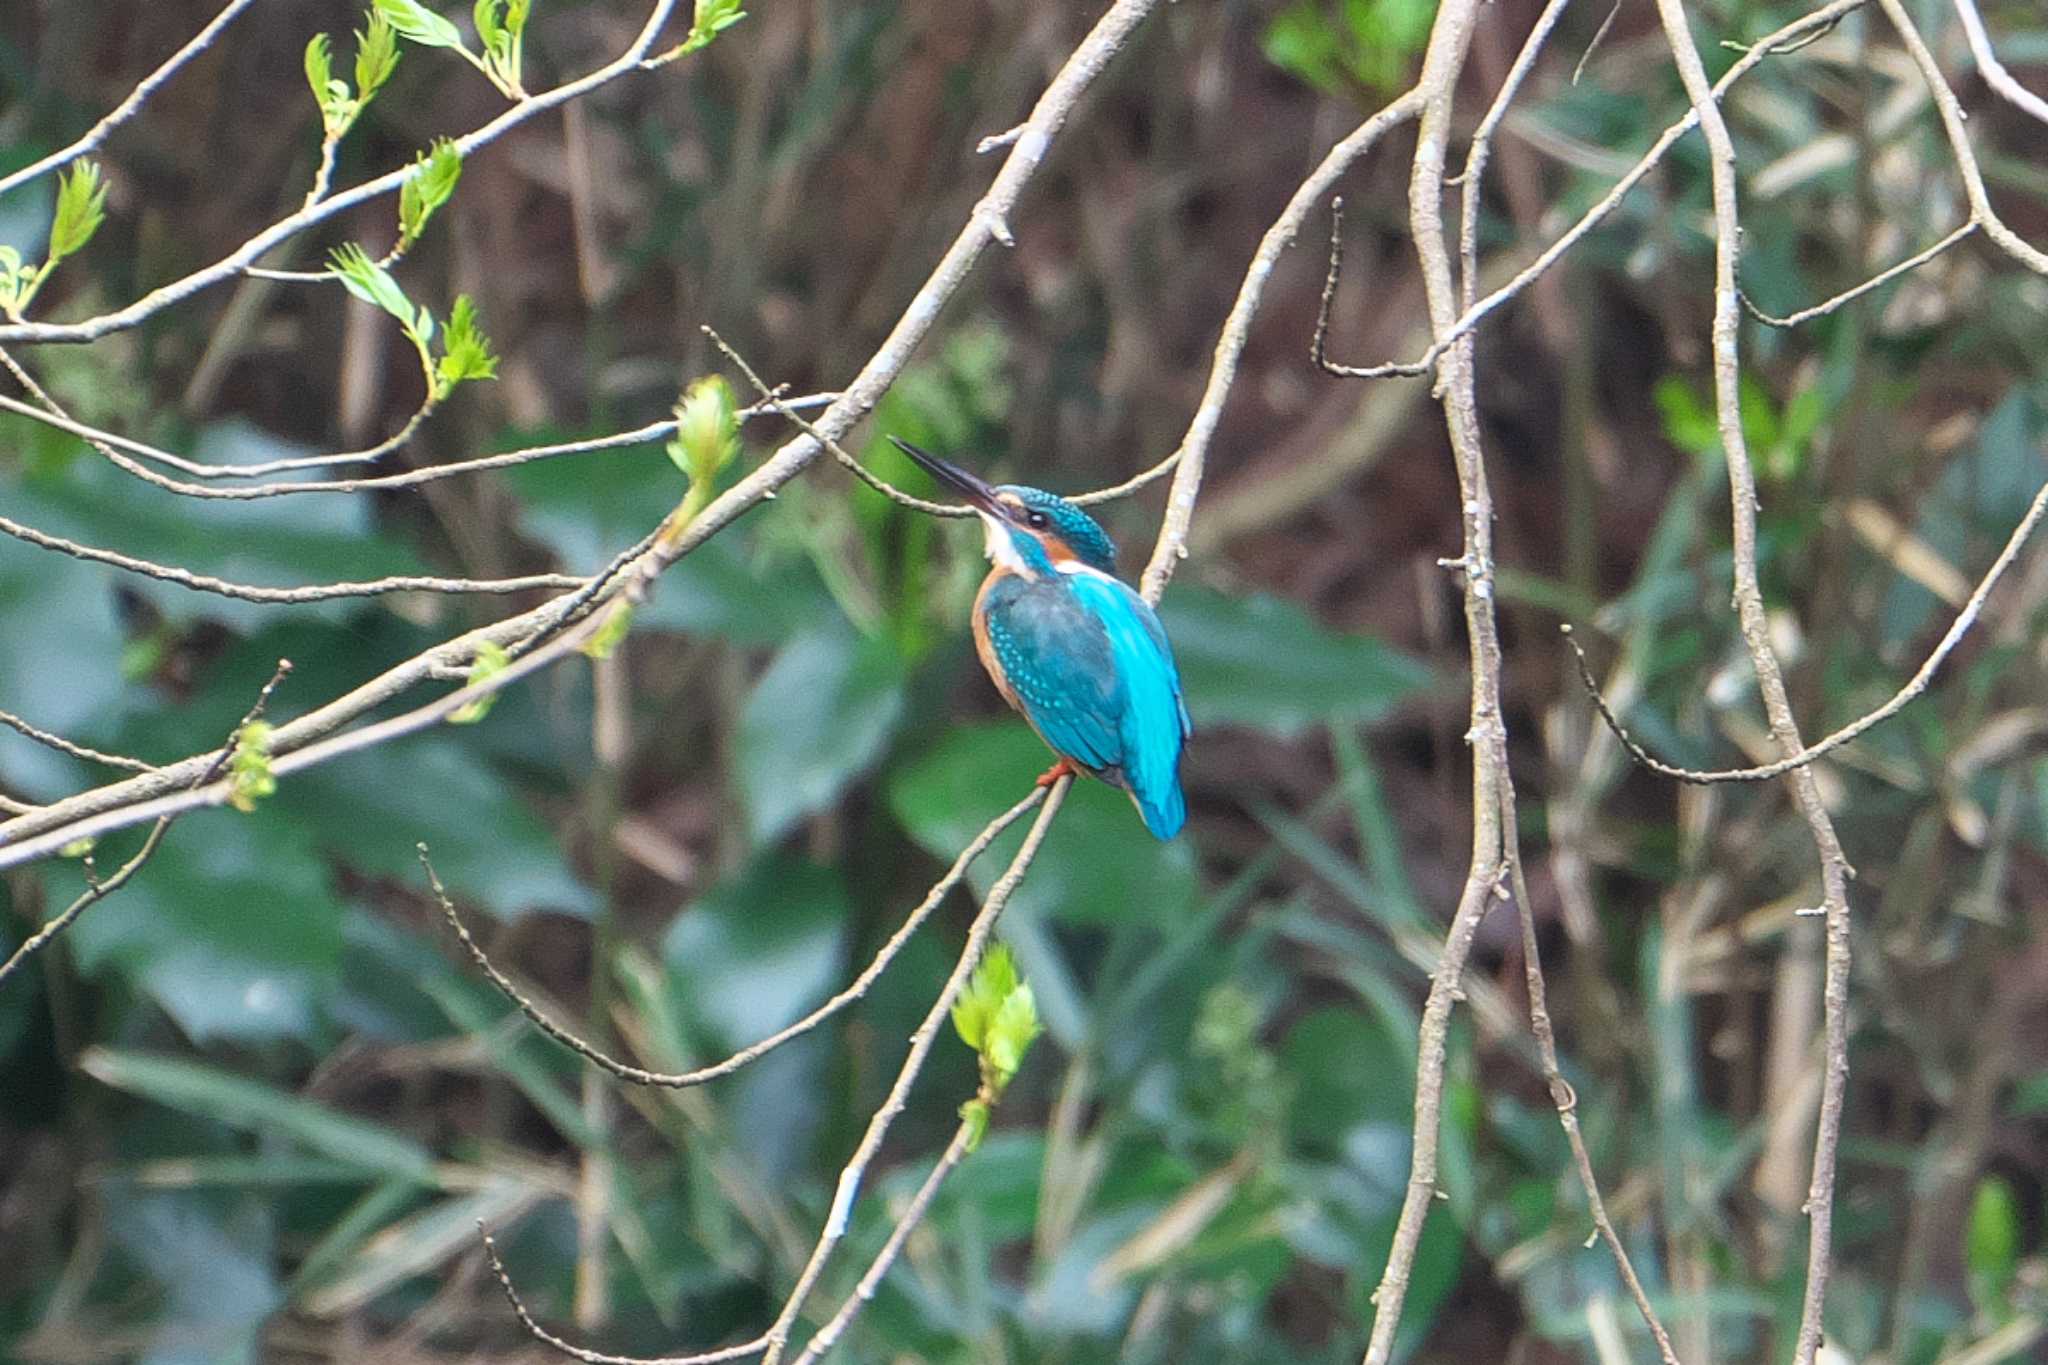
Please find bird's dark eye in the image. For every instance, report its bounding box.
[1025,510,1049,530]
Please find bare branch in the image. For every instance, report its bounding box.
[0,1,688,346]
[1952,0,2048,128]
[482,780,1071,1365]
[1360,3,1507,1357]
[1501,823,1682,1364]
[0,660,289,987]
[1879,0,2048,276]
[0,0,260,202]
[784,1123,976,1365]
[1143,92,1427,604]
[1648,8,1855,1364]
[0,708,157,775]
[482,1222,768,1365]
[1741,223,1977,328]
[699,326,967,519]
[1314,0,1870,385]
[756,780,1068,1365]
[417,787,1045,1087]
[1567,464,2048,784]
[0,509,583,604]
[1312,201,1432,381]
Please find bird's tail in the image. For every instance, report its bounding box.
[1131,779,1185,840]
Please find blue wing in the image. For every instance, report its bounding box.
[981,572,1190,838]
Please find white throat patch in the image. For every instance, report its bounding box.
[980,514,1034,578]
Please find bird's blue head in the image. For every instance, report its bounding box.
[891,438,1119,579]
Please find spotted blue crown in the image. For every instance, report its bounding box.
[996,485,1119,574]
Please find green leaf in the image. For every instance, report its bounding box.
[81,1049,436,1182]
[473,0,529,93]
[951,942,1021,1053]
[1158,585,1434,738]
[300,1179,541,1316]
[672,0,747,55]
[285,733,595,920]
[305,33,336,112]
[890,721,1198,926]
[434,292,498,397]
[0,247,32,318]
[959,1098,991,1153]
[375,0,465,49]
[354,8,402,100]
[46,160,107,265]
[737,623,908,844]
[399,138,463,247]
[662,854,851,1047]
[327,243,428,347]
[1966,1174,2021,1311]
[984,981,1041,1081]
[447,639,509,724]
[578,600,633,660]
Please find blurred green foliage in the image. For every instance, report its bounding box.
[4,1,2048,1363]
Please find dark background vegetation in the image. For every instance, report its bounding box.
[3,0,2048,1360]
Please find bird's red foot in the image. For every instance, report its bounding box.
[1035,758,1079,788]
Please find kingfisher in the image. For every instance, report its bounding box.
[891,437,1191,839]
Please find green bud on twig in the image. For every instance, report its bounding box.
[448,641,510,724]
[228,722,278,812]
[951,943,1041,1151]
[668,375,741,487]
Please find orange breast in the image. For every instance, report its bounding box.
[972,569,1026,716]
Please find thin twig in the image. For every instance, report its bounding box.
[698,326,966,518]
[0,0,260,202]
[757,780,1068,1365]
[0,660,289,987]
[0,510,583,604]
[1143,93,1426,604]
[1649,8,1854,1364]
[417,788,1044,1087]
[1574,0,1624,85]
[1740,223,1977,328]
[482,1223,768,1365]
[1359,3,1506,1358]
[0,708,156,774]
[784,1123,976,1364]
[1952,0,2048,128]
[1879,0,2048,276]
[0,1,689,346]
[1312,0,1869,383]
[483,781,1070,1365]
[1563,460,2048,785]
[1501,830,1681,1364]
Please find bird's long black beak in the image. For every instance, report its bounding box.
[889,436,1001,515]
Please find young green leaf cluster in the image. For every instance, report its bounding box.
[227,723,277,813]
[327,244,498,402]
[377,0,531,100]
[398,140,464,250]
[304,11,400,144]
[951,943,1041,1152]
[653,0,747,64]
[0,162,108,321]
[448,641,510,724]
